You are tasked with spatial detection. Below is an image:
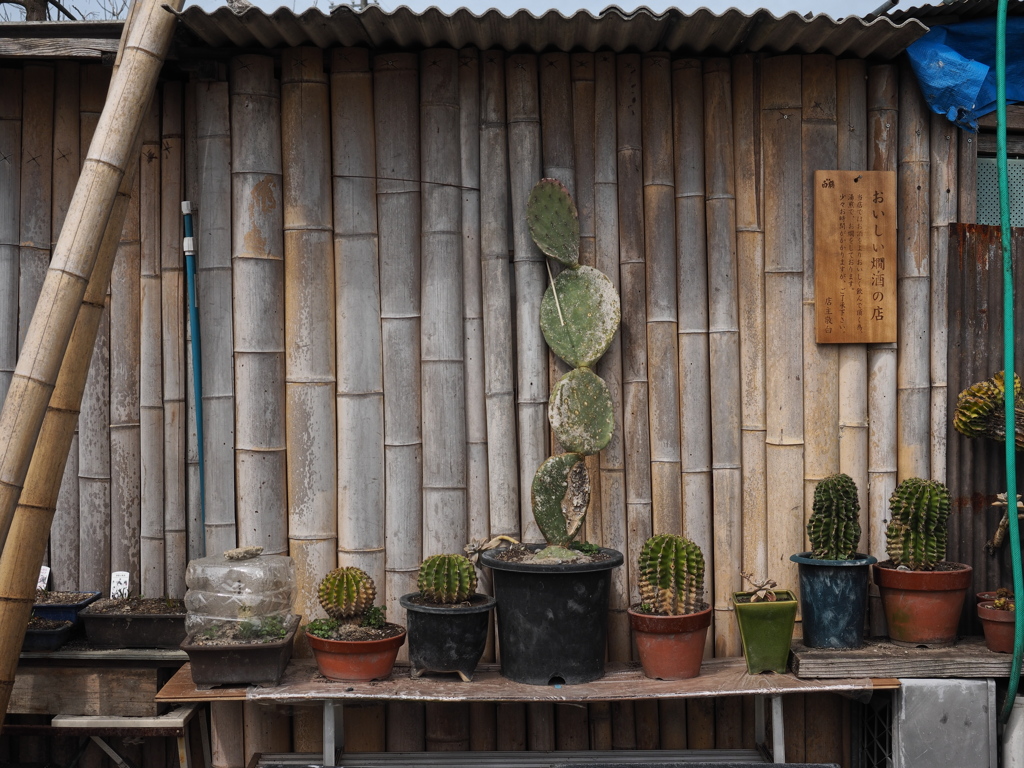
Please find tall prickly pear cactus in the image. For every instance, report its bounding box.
[317,567,377,623]
[526,179,621,555]
[807,473,862,560]
[417,554,477,604]
[637,534,706,615]
[885,478,951,570]
[953,371,1024,450]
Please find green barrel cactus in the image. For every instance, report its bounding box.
[527,178,580,268]
[317,566,377,623]
[540,266,620,368]
[886,478,952,570]
[638,534,706,615]
[808,473,862,560]
[549,368,614,456]
[953,371,1024,450]
[531,453,589,547]
[417,554,477,604]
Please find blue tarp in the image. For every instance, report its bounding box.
[906,17,1024,131]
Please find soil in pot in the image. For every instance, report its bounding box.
[628,604,711,680]
[733,590,798,674]
[306,622,406,682]
[874,562,972,647]
[23,616,74,652]
[182,615,299,688]
[32,590,101,625]
[790,552,876,649]
[977,601,1015,653]
[80,597,187,648]
[400,593,495,682]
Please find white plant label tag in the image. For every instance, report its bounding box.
[110,571,130,599]
[37,566,50,591]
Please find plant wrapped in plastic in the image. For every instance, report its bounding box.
[317,567,376,624]
[637,534,706,616]
[885,478,952,570]
[807,473,862,560]
[417,554,477,604]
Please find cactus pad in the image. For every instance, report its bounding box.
[417,554,477,604]
[808,473,862,560]
[532,453,590,546]
[527,178,580,268]
[638,534,706,615]
[953,371,1024,450]
[317,567,376,623]
[549,368,614,456]
[886,478,952,570]
[540,266,620,368]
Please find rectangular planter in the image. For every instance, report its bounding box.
[80,610,187,649]
[181,619,297,688]
[22,621,74,652]
[32,591,101,625]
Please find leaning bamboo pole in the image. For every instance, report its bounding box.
[896,60,930,482]
[836,59,869,531]
[704,59,742,656]
[0,67,20,412]
[761,55,804,597]
[643,51,681,537]
[332,47,383,596]
[231,55,288,556]
[139,96,164,595]
[506,53,546,544]
[421,48,467,558]
[732,54,767,596]
[801,55,839,544]
[282,47,337,629]
[194,78,236,557]
[866,64,899,560]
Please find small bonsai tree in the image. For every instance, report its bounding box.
[417,554,477,604]
[637,534,706,615]
[307,567,386,638]
[807,473,862,560]
[885,478,951,571]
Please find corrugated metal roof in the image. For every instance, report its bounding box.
[169,5,929,59]
[888,0,1024,25]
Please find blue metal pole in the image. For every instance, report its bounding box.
[182,201,206,557]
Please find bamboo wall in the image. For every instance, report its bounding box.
[0,48,969,767]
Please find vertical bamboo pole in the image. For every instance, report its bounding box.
[162,81,186,596]
[836,59,869,532]
[78,67,111,595]
[801,55,839,549]
[479,51,518,545]
[231,55,287,555]
[732,54,767,595]
[387,702,426,752]
[346,705,385,751]
[0,67,20,411]
[374,51,422,635]
[761,56,804,595]
[595,51,629,662]
[506,53,546,544]
[194,78,236,557]
[242,704,289,764]
[867,64,898,560]
[421,48,467,558]
[896,59,930,482]
[704,58,742,656]
[282,47,337,632]
[929,112,955,484]
[332,47,384,597]
[642,52,681,537]
[139,97,165,595]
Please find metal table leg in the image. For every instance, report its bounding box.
[323,701,344,766]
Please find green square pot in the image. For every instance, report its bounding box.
[733,590,798,674]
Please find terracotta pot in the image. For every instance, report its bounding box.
[628,605,711,680]
[307,628,406,682]
[977,601,1016,653]
[977,590,1013,604]
[874,563,972,647]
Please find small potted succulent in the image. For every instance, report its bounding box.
[790,473,876,649]
[977,588,1015,653]
[628,534,710,680]
[479,178,623,686]
[400,554,495,682]
[732,572,798,674]
[305,567,405,682]
[874,478,972,647]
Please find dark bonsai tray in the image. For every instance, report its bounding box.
[32,591,101,625]
[22,621,74,652]
[181,616,298,688]
[80,609,187,649]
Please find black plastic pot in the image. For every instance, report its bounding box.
[80,608,187,648]
[790,552,876,649]
[31,591,101,625]
[480,545,623,685]
[181,616,298,688]
[400,593,495,682]
[22,620,74,652]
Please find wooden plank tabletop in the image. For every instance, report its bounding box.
[157,657,890,705]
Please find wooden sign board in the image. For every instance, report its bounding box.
[814,170,897,344]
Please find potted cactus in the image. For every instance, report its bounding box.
[874,478,972,646]
[399,554,495,682]
[628,534,711,680]
[732,572,798,674]
[789,473,876,649]
[305,567,406,682]
[479,178,624,686]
